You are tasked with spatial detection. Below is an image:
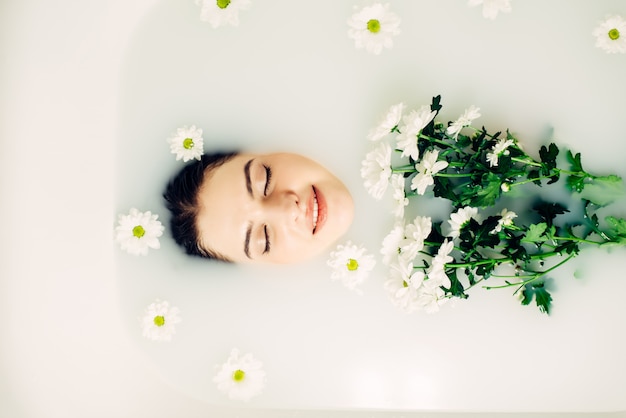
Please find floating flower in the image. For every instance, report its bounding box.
[593,15,626,54]
[400,216,432,262]
[468,0,512,20]
[367,103,405,142]
[396,106,437,161]
[327,241,376,293]
[390,174,409,218]
[196,0,251,28]
[447,206,478,238]
[410,149,449,195]
[491,208,518,233]
[115,208,165,255]
[427,239,454,289]
[361,141,392,200]
[416,285,448,314]
[486,138,515,167]
[140,299,182,342]
[347,3,401,55]
[446,105,481,139]
[380,224,404,265]
[214,348,266,402]
[384,258,424,313]
[167,125,205,162]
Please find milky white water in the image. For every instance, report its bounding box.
[113,0,626,411]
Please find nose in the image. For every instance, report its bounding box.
[260,190,302,228]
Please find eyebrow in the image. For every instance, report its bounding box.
[243,158,254,259]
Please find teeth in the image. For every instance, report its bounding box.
[312,193,319,230]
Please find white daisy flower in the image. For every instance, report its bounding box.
[593,15,626,54]
[486,138,515,167]
[214,348,266,402]
[491,208,518,233]
[447,206,478,238]
[384,257,425,313]
[115,208,165,256]
[140,299,182,342]
[468,0,512,20]
[367,103,405,141]
[446,105,481,139]
[390,174,409,219]
[361,141,392,200]
[167,125,205,162]
[196,0,251,28]
[416,285,448,314]
[327,241,376,293]
[410,149,449,195]
[347,3,401,55]
[380,224,404,265]
[396,105,437,161]
[400,216,432,262]
[427,239,454,289]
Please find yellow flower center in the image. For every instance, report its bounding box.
[367,19,381,33]
[183,138,195,149]
[233,369,245,382]
[346,258,359,271]
[153,315,165,327]
[608,28,620,40]
[132,225,145,238]
[217,0,230,9]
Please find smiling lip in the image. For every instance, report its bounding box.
[311,186,327,235]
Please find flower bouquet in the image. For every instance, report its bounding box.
[362,95,626,314]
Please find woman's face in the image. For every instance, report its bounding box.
[196,153,354,264]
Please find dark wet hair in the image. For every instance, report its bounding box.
[163,152,238,261]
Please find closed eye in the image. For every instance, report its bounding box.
[263,225,271,254]
[263,164,272,196]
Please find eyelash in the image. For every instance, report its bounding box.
[263,164,272,196]
[263,224,271,254]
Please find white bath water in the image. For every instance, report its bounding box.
[113,0,626,412]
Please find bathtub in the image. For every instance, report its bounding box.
[2,0,626,417]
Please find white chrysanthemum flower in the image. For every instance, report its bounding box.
[381,224,404,265]
[347,3,401,55]
[427,239,454,289]
[214,348,266,402]
[115,208,165,256]
[140,299,182,342]
[410,149,449,195]
[400,216,432,262]
[446,105,482,139]
[416,285,448,314]
[384,258,425,313]
[167,125,205,162]
[593,15,626,54]
[196,0,251,28]
[486,138,515,167]
[491,208,518,233]
[447,206,478,238]
[390,174,409,218]
[361,141,392,200]
[368,103,405,142]
[468,0,512,20]
[396,106,437,161]
[327,241,376,293]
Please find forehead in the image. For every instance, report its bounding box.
[196,153,254,262]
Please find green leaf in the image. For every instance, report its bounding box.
[521,222,548,243]
[539,143,559,174]
[566,150,583,172]
[520,285,533,306]
[464,172,502,208]
[533,201,569,227]
[532,282,552,315]
[606,216,626,237]
[575,175,625,206]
